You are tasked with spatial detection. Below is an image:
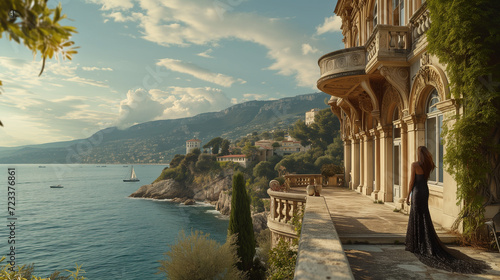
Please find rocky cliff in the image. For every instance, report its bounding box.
[129,170,268,233]
[129,170,234,209]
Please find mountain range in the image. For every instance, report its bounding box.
[0,92,329,164]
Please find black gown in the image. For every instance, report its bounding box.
[405,174,489,273]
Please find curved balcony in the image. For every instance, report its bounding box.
[317,47,366,98]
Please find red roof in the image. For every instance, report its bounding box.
[217,154,247,158]
[186,139,202,142]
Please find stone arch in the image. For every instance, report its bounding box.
[409,64,449,115]
[381,84,404,126]
[338,98,361,136]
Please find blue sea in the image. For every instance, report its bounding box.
[0,164,229,279]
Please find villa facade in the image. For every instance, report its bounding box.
[216,154,250,167]
[318,0,460,230]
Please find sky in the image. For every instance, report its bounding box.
[0,0,344,147]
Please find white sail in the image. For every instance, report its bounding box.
[130,167,137,179]
[124,166,140,182]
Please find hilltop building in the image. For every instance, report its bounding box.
[186,138,202,154]
[305,108,320,125]
[216,154,250,167]
[317,0,477,230]
[255,139,307,159]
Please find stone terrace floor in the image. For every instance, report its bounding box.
[319,186,500,280]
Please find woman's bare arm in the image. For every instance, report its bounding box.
[406,162,416,205]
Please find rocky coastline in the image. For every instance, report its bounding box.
[128,170,268,232]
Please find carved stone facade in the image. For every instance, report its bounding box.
[318,0,463,231]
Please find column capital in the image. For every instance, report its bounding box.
[369,128,380,138]
[377,124,392,138]
[403,114,426,126]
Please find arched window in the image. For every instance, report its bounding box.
[425,88,443,183]
[373,2,378,28]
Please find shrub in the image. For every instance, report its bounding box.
[0,257,85,280]
[158,231,244,280]
[267,238,297,280]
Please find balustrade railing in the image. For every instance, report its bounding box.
[268,189,306,224]
[267,189,306,246]
[410,3,431,43]
[284,174,323,188]
[365,25,411,71]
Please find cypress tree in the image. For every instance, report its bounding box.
[228,172,256,271]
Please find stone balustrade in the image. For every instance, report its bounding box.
[267,188,306,247]
[284,174,323,188]
[365,24,411,72]
[410,3,431,43]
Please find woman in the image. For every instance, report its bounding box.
[405,146,488,273]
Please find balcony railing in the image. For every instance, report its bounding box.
[284,174,323,188]
[410,3,430,44]
[365,25,411,72]
[267,189,306,246]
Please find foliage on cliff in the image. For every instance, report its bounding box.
[158,231,245,280]
[427,0,500,242]
[154,148,238,184]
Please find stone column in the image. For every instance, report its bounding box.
[352,137,360,190]
[344,139,352,188]
[363,133,374,196]
[358,131,365,193]
[372,129,380,200]
[378,125,393,202]
[400,121,408,204]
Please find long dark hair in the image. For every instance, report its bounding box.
[417,146,436,180]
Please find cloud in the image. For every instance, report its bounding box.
[115,86,233,128]
[116,88,166,128]
[302,43,318,55]
[0,91,117,146]
[243,93,268,101]
[94,0,321,88]
[316,15,342,35]
[104,11,143,22]
[82,66,114,71]
[86,0,134,10]
[157,58,245,87]
[66,77,109,88]
[197,48,214,58]
[0,57,109,89]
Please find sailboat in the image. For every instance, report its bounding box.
[123,166,140,182]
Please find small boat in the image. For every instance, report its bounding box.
[123,166,140,182]
[50,184,64,188]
